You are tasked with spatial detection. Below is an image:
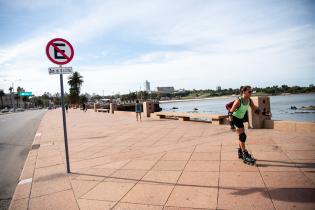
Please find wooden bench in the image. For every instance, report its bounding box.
[96,108,110,113]
[155,112,228,124]
[155,112,190,121]
[208,114,228,125]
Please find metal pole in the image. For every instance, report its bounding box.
[12,83,16,112]
[59,73,71,173]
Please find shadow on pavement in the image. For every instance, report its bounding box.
[71,172,315,203]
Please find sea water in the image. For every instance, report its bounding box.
[160,93,315,122]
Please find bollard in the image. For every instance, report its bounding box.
[248,96,271,129]
[143,101,155,117]
[110,103,117,114]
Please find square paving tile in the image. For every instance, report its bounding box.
[220,172,265,188]
[78,199,115,210]
[190,152,220,161]
[220,160,258,172]
[178,171,219,187]
[268,187,315,210]
[164,207,207,210]
[75,167,117,180]
[12,182,31,200]
[70,179,100,198]
[9,198,28,210]
[35,156,63,168]
[166,186,217,209]
[185,160,220,172]
[161,152,192,161]
[285,151,315,160]
[121,183,174,205]
[122,160,157,170]
[31,165,71,197]
[142,170,182,184]
[220,151,240,161]
[113,202,163,210]
[218,187,274,210]
[93,160,130,169]
[82,181,136,201]
[254,151,290,161]
[152,161,187,171]
[29,190,79,210]
[108,169,148,183]
[20,163,36,180]
[135,153,165,161]
[261,171,315,188]
[304,172,315,184]
[257,160,300,172]
[195,144,221,153]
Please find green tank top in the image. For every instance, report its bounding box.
[232,97,250,119]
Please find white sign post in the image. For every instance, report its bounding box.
[46,38,74,173]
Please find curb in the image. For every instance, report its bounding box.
[8,124,43,209]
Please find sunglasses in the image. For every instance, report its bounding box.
[248,91,253,93]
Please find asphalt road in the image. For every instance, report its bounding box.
[0,110,46,210]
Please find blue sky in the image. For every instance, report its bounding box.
[0,0,315,96]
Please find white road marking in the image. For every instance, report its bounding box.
[35,133,41,137]
[18,178,32,185]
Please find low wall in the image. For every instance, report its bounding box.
[264,119,315,133]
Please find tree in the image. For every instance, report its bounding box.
[16,86,24,107]
[0,90,4,108]
[79,94,88,104]
[52,93,61,106]
[68,72,84,105]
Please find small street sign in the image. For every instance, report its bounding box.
[46,38,74,65]
[45,38,73,173]
[19,92,32,96]
[48,67,73,75]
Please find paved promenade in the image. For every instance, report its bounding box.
[9,109,315,210]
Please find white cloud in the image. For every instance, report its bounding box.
[0,0,314,95]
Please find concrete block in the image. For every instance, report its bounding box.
[110,103,117,114]
[248,96,271,129]
[143,102,155,117]
[263,119,274,129]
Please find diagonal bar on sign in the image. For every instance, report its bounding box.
[51,42,70,60]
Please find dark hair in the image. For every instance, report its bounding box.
[136,99,139,103]
[240,85,251,94]
[239,86,244,94]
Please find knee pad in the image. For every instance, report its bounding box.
[239,133,247,142]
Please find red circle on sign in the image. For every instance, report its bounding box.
[46,38,74,65]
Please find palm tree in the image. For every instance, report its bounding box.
[0,89,4,108]
[16,86,23,107]
[68,71,84,105]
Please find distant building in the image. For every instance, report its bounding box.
[216,86,222,91]
[144,80,150,92]
[174,88,186,94]
[157,86,175,94]
[0,92,26,109]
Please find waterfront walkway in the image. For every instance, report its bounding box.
[9,109,315,210]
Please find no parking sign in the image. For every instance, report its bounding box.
[46,38,74,65]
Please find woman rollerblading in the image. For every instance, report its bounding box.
[229,86,261,166]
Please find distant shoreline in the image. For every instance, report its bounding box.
[159,92,315,104]
[159,95,236,103]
